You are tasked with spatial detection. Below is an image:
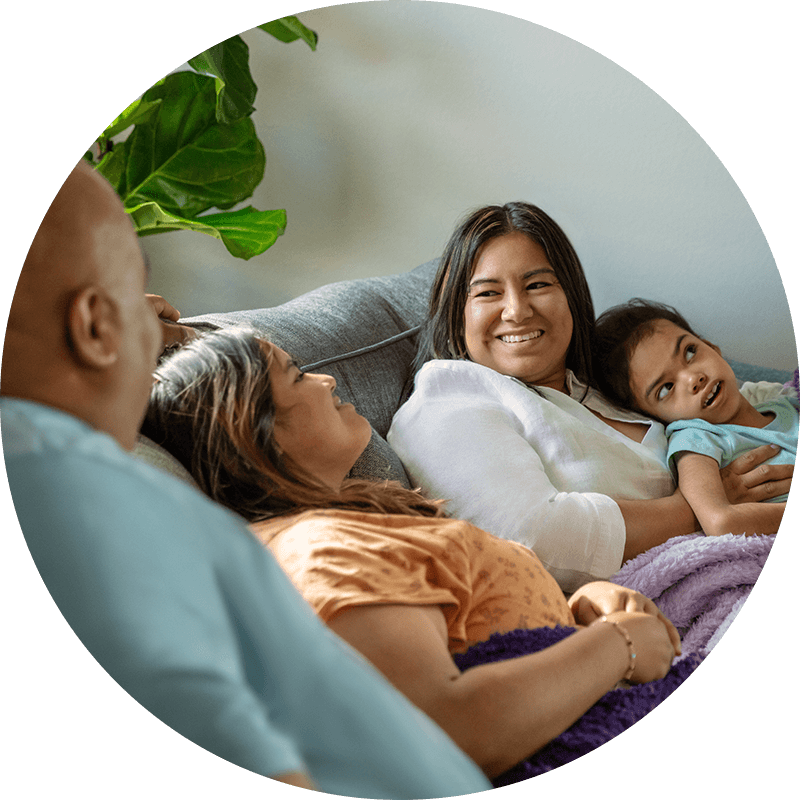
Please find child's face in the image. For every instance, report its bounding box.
[627,319,741,425]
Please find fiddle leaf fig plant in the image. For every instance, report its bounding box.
[85,16,318,260]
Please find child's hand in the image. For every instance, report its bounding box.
[570,581,681,655]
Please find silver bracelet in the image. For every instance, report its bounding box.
[597,615,636,681]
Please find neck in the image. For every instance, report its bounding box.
[532,373,570,394]
[723,395,772,429]
[1,343,139,452]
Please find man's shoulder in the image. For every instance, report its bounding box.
[2,398,240,531]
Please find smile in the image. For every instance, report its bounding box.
[498,331,543,343]
[334,395,353,410]
[703,381,721,408]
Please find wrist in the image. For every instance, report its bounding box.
[593,615,636,681]
[670,487,700,533]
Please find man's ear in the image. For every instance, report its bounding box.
[66,286,121,368]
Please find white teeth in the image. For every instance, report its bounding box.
[500,331,543,343]
[704,382,721,407]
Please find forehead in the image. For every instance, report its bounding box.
[471,232,551,276]
[628,319,691,385]
[261,340,283,365]
[634,319,689,351]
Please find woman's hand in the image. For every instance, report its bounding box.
[597,611,678,684]
[570,581,681,656]
[720,444,792,504]
[146,294,197,350]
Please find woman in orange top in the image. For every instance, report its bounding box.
[144,327,681,779]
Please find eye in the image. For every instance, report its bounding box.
[472,289,499,299]
[685,343,697,362]
[656,383,673,401]
[526,280,552,291]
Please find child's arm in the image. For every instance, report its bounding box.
[675,451,786,536]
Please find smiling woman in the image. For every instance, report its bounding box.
[464,231,574,390]
[387,201,793,591]
[269,344,372,489]
[412,203,595,387]
[143,327,444,521]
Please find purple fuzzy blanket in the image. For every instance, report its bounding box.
[611,532,775,654]
[454,532,774,785]
[454,627,702,786]
[787,367,799,396]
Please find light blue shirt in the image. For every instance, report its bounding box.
[2,398,489,798]
[666,396,798,503]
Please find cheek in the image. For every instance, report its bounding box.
[553,295,574,334]
[464,304,489,349]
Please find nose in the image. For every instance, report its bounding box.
[310,372,337,392]
[683,368,707,394]
[500,287,534,323]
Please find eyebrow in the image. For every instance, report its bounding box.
[468,267,556,290]
[644,332,688,400]
[285,355,303,373]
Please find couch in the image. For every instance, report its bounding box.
[134,259,794,487]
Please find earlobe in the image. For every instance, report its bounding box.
[66,287,121,369]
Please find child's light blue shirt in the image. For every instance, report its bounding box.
[666,396,798,503]
[2,398,490,798]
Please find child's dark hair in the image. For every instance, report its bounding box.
[593,299,700,412]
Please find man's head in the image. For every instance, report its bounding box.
[2,161,162,449]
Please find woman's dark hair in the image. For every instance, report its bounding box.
[413,202,596,386]
[143,327,442,522]
[593,298,700,412]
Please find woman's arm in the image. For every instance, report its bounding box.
[328,603,677,777]
[676,451,785,536]
[615,491,698,562]
[146,293,197,350]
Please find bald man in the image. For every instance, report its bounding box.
[1,163,490,798]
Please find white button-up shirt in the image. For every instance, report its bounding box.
[389,360,780,592]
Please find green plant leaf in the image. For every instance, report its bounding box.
[89,15,318,260]
[96,138,133,196]
[129,202,287,259]
[119,71,265,217]
[99,97,163,144]
[188,35,257,124]
[259,16,318,50]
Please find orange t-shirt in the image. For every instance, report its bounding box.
[252,509,574,653]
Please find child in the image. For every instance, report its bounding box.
[593,299,796,537]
